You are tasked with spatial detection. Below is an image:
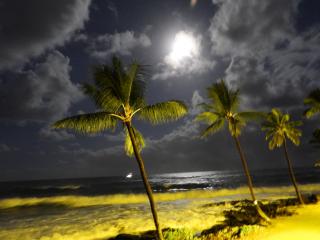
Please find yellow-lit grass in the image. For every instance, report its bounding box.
[1,183,319,209]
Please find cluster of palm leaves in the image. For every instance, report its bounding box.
[53,57,320,240]
[304,89,320,149]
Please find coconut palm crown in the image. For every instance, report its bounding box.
[262,109,302,150]
[261,108,304,204]
[54,56,187,155]
[304,88,320,153]
[195,80,263,138]
[304,88,320,119]
[195,79,270,222]
[53,56,188,240]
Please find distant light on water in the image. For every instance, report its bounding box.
[125,172,133,179]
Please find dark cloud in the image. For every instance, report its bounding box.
[107,1,119,21]
[209,0,320,110]
[57,145,123,158]
[0,0,91,70]
[39,127,75,141]
[0,143,18,152]
[88,31,152,60]
[0,50,84,123]
[210,0,299,57]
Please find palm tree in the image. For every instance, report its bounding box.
[53,56,188,240]
[195,79,270,222]
[310,129,320,149]
[261,108,304,205]
[304,88,320,118]
[309,129,320,168]
[304,88,320,162]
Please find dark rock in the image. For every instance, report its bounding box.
[302,194,318,204]
[108,231,156,240]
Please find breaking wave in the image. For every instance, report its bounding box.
[1,183,319,210]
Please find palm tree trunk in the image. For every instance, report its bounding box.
[283,140,304,205]
[233,136,270,222]
[125,122,164,240]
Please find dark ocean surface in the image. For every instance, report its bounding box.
[1,167,319,199]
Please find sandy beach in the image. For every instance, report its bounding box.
[243,202,320,240]
[1,184,319,240]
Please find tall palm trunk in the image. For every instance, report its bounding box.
[125,122,164,240]
[283,140,304,205]
[233,136,270,222]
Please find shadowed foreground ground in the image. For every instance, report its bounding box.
[109,195,319,240]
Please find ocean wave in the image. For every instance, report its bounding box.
[35,185,82,190]
[0,183,319,210]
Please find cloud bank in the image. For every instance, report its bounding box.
[0,51,83,123]
[0,0,91,70]
[88,31,151,60]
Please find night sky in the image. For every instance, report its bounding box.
[1,0,320,181]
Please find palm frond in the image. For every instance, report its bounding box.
[268,133,284,150]
[112,55,125,92]
[94,62,123,101]
[265,130,274,141]
[122,62,139,104]
[200,118,225,138]
[82,83,98,99]
[288,120,303,128]
[304,106,320,118]
[207,80,239,113]
[271,108,281,123]
[92,56,126,104]
[237,111,266,122]
[83,83,122,112]
[261,123,274,132]
[305,88,320,102]
[228,117,246,137]
[285,130,301,146]
[53,112,118,134]
[124,126,145,157]
[124,62,147,108]
[207,84,226,112]
[197,103,214,112]
[229,89,240,112]
[194,111,220,125]
[138,100,188,125]
[310,129,320,148]
[304,88,320,118]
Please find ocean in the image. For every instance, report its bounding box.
[0,167,319,240]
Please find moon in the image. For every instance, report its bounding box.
[166,31,199,68]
